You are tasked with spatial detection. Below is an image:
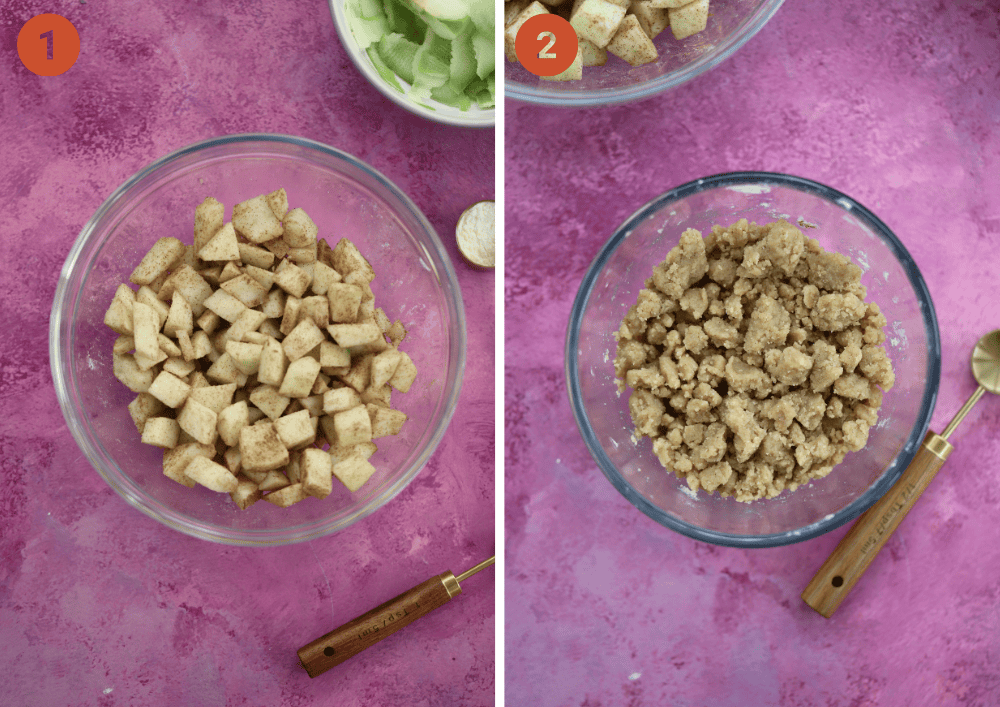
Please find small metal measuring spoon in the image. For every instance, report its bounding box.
[802,330,1000,617]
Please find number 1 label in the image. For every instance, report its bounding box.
[40,29,54,60]
[17,14,80,77]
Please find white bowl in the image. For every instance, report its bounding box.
[329,0,495,128]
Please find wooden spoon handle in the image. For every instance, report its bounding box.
[802,431,953,617]
[298,571,461,677]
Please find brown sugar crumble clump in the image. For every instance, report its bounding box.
[613,219,895,502]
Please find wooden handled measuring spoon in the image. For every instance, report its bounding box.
[297,555,494,677]
[802,330,1000,618]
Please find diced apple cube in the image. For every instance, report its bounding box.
[198,222,241,262]
[320,341,350,369]
[266,188,289,220]
[193,197,224,255]
[226,341,263,376]
[274,409,316,450]
[310,261,342,295]
[327,321,382,348]
[388,351,417,393]
[230,474,261,510]
[205,352,240,384]
[132,302,162,360]
[163,442,214,488]
[204,289,247,323]
[278,356,321,399]
[157,334,181,358]
[629,1,669,39]
[570,0,627,48]
[327,283,362,323]
[130,237,186,286]
[258,337,288,387]
[542,45,584,81]
[113,353,154,392]
[369,406,407,438]
[607,13,658,66]
[340,353,374,392]
[237,242,275,269]
[332,238,375,283]
[249,385,290,420]
[219,261,241,283]
[177,397,218,445]
[185,456,238,493]
[167,266,214,317]
[668,0,708,39]
[282,319,326,362]
[273,259,312,298]
[370,349,402,390]
[104,284,136,335]
[128,392,165,433]
[148,370,191,408]
[579,36,608,66]
[240,422,290,473]
[322,387,362,415]
[232,194,283,244]
[282,208,318,248]
[136,286,169,328]
[332,456,377,493]
[220,274,269,308]
[258,469,291,492]
[141,417,180,448]
[164,293,193,338]
[224,308,267,345]
[333,405,372,447]
[298,295,329,329]
[188,382,237,414]
[264,482,307,507]
[301,448,333,499]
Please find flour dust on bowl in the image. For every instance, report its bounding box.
[505,0,784,107]
[50,134,466,545]
[565,172,940,547]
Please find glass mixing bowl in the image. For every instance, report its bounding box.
[50,134,466,546]
[506,0,784,107]
[328,0,495,128]
[566,172,941,547]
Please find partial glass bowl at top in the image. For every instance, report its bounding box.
[566,172,941,547]
[507,0,784,107]
[328,0,494,128]
[50,134,466,546]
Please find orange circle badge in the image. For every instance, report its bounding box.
[515,15,578,77]
[17,14,81,77]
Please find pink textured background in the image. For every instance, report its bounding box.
[1,1,494,706]
[506,1,1000,705]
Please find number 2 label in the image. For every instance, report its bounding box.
[514,15,578,77]
[537,32,557,60]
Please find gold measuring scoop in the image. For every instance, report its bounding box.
[297,555,495,677]
[803,330,1000,617]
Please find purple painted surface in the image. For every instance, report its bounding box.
[506,1,1000,705]
[1,1,493,705]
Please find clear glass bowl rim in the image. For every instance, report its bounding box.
[506,0,786,107]
[49,132,467,546]
[327,0,495,128]
[565,170,942,548]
